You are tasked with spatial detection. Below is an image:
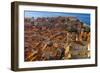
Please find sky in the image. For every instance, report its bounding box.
[24,11,90,25]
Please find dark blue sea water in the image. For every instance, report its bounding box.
[25,11,90,25]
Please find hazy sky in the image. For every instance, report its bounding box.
[24,11,90,25]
